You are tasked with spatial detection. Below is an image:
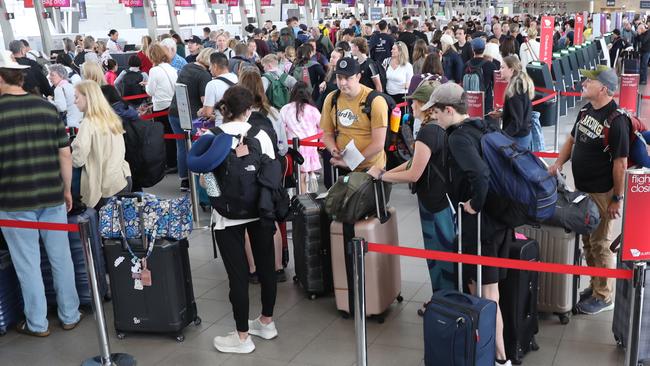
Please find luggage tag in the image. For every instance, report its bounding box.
[133,279,144,291]
[235,135,249,157]
[573,195,587,204]
[131,261,141,280]
[140,258,152,287]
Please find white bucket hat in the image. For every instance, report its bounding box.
[0,50,29,70]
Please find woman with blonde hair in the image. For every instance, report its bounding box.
[71,81,131,209]
[488,55,535,149]
[137,35,154,73]
[95,40,112,65]
[383,41,414,105]
[82,61,106,85]
[519,27,540,67]
[283,46,296,73]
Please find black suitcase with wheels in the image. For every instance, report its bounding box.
[0,250,23,336]
[499,236,540,365]
[291,193,333,299]
[104,237,200,342]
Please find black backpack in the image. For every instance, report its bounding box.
[209,126,264,219]
[73,51,86,68]
[367,59,387,92]
[121,71,145,98]
[122,117,166,188]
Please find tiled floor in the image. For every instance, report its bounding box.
[3,89,650,366]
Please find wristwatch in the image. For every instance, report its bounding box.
[612,194,624,203]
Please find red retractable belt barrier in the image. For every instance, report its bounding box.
[122,93,150,101]
[140,110,169,120]
[534,152,560,158]
[367,243,633,280]
[298,132,326,148]
[0,219,79,232]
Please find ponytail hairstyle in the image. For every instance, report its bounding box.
[289,81,313,121]
[503,55,535,100]
[215,85,255,123]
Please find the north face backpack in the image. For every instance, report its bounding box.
[462,59,488,92]
[121,70,145,99]
[263,72,290,110]
[577,106,647,166]
[209,126,264,219]
[324,172,392,224]
[123,116,166,188]
[248,111,280,154]
[464,120,557,227]
[291,61,315,92]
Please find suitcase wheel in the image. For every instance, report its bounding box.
[396,294,404,303]
[116,332,126,340]
[557,312,570,325]
[531,337,540,351]
[292,276,299,283]
[308,293,317,300]
[614,335,625,348]
[194,316,202,326]
[340,310,350,319]
[176,334,185,343]
[0,329,6,337]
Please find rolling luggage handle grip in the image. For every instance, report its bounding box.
[373,179,389,224]
[457,202,481,298]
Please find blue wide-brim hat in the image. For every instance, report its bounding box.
[187,133,232,173]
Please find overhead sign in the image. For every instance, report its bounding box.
[607,0,615,6]
[123,0,144,6]
[227,0,239,6]
[539,16,554,70]
[175,0,192,6]
[321,0,330,6]
[24,0,72,6]
[260,0,271,5]
[621,169,650,262]
[642,1,650,9]
[370,7,382,21]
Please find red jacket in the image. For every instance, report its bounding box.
[136,51,153,74]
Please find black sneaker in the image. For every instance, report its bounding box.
[180,179,189,192]
[276,269,287,283]
[249,272,259,284]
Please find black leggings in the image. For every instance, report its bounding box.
[215,220,276,332]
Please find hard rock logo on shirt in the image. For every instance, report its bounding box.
[577,114,605,142]
[337,108,358,127]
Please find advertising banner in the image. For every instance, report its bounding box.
[619,74,640,115]
[574,13,585,45]
[321,0,330,6]
[601,13,607,34]
[260,0,272,6]
[539,16,555,70]
[467,92,485,118]
[621,169,650,262]
[227,0,239,6]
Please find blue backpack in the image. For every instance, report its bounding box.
[466,121,557,226]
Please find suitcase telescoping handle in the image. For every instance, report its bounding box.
[293,137,302,195]
[116,196,148,252]
[457,202,481,298]
[373,179,389,224]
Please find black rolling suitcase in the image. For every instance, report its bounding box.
[103,197,200,342]
[499,236,541,364]
[291,193,333,299]
[623,50,641,74]
[0,250,23,336]
[40,208,108,307]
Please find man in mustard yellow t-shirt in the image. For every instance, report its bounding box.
[320,57,388,171]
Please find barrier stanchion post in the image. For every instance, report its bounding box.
[554,91,561,152]
[351,237,368,366]
[293,137,301,195]
[625,261,647,366]
[186,130,202,227]
[79,219,136,366]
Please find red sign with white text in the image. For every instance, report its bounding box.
[175,0,192,6]
[574,13,585,45]
[384,0,392,6]
[294,0,305,5]
[619,74,639,115]
[493,71,507,109]
[123,0,144,6]
[321,0,330,6]
[260,0,271,6]
[622,170,650,262]
[227,0,239,6]
[467,92,485,118]
[25,0,72,7]
[539,16,555,70]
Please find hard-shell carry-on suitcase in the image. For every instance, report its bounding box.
[103,195,201,342]
[0,250,23,336]
[517,225,580,324]
[40,207,109,308]
[330,179,403,321]
[291,193,333,299]
[611,237,650,360]
[499,235,540,365]
[424,204,497,366]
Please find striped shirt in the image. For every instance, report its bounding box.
[0,94,69,212]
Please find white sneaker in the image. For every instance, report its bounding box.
[213,331,255,354]
[248,316,278,340]
[495,360,512,366]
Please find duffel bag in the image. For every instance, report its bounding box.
[324,172,391,224]
[543,179,600,235]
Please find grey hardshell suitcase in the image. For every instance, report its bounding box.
[518,225,581,324]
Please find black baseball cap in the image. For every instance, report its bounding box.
[335,57,360,77]
[186,35,202,44]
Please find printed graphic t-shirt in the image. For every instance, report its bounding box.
[320,85,388,170]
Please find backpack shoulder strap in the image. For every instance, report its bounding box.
[331,90,341,128]
[216,76,235,86]
[279,73,288,83]
[361,90,381,117]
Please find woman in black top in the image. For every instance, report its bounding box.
[488,55,535,150]
[368,80,456,307]
[290,44,325,102]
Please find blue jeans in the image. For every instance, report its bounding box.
[168,114,189,180]
[641,52,650,83]
[630,131,650,168]
[0,204,80,332]
[418,202,457,292]
[513,133,533,151]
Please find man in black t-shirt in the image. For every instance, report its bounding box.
[351,37,383,93]
[549,66,629,316]
[369,20,395,65]
[454,27,474,64]
[397,21,418,62]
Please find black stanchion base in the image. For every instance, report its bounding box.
[81,353,137,366]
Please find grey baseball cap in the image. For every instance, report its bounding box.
[579,65,619,92]
[421,83,466,111]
